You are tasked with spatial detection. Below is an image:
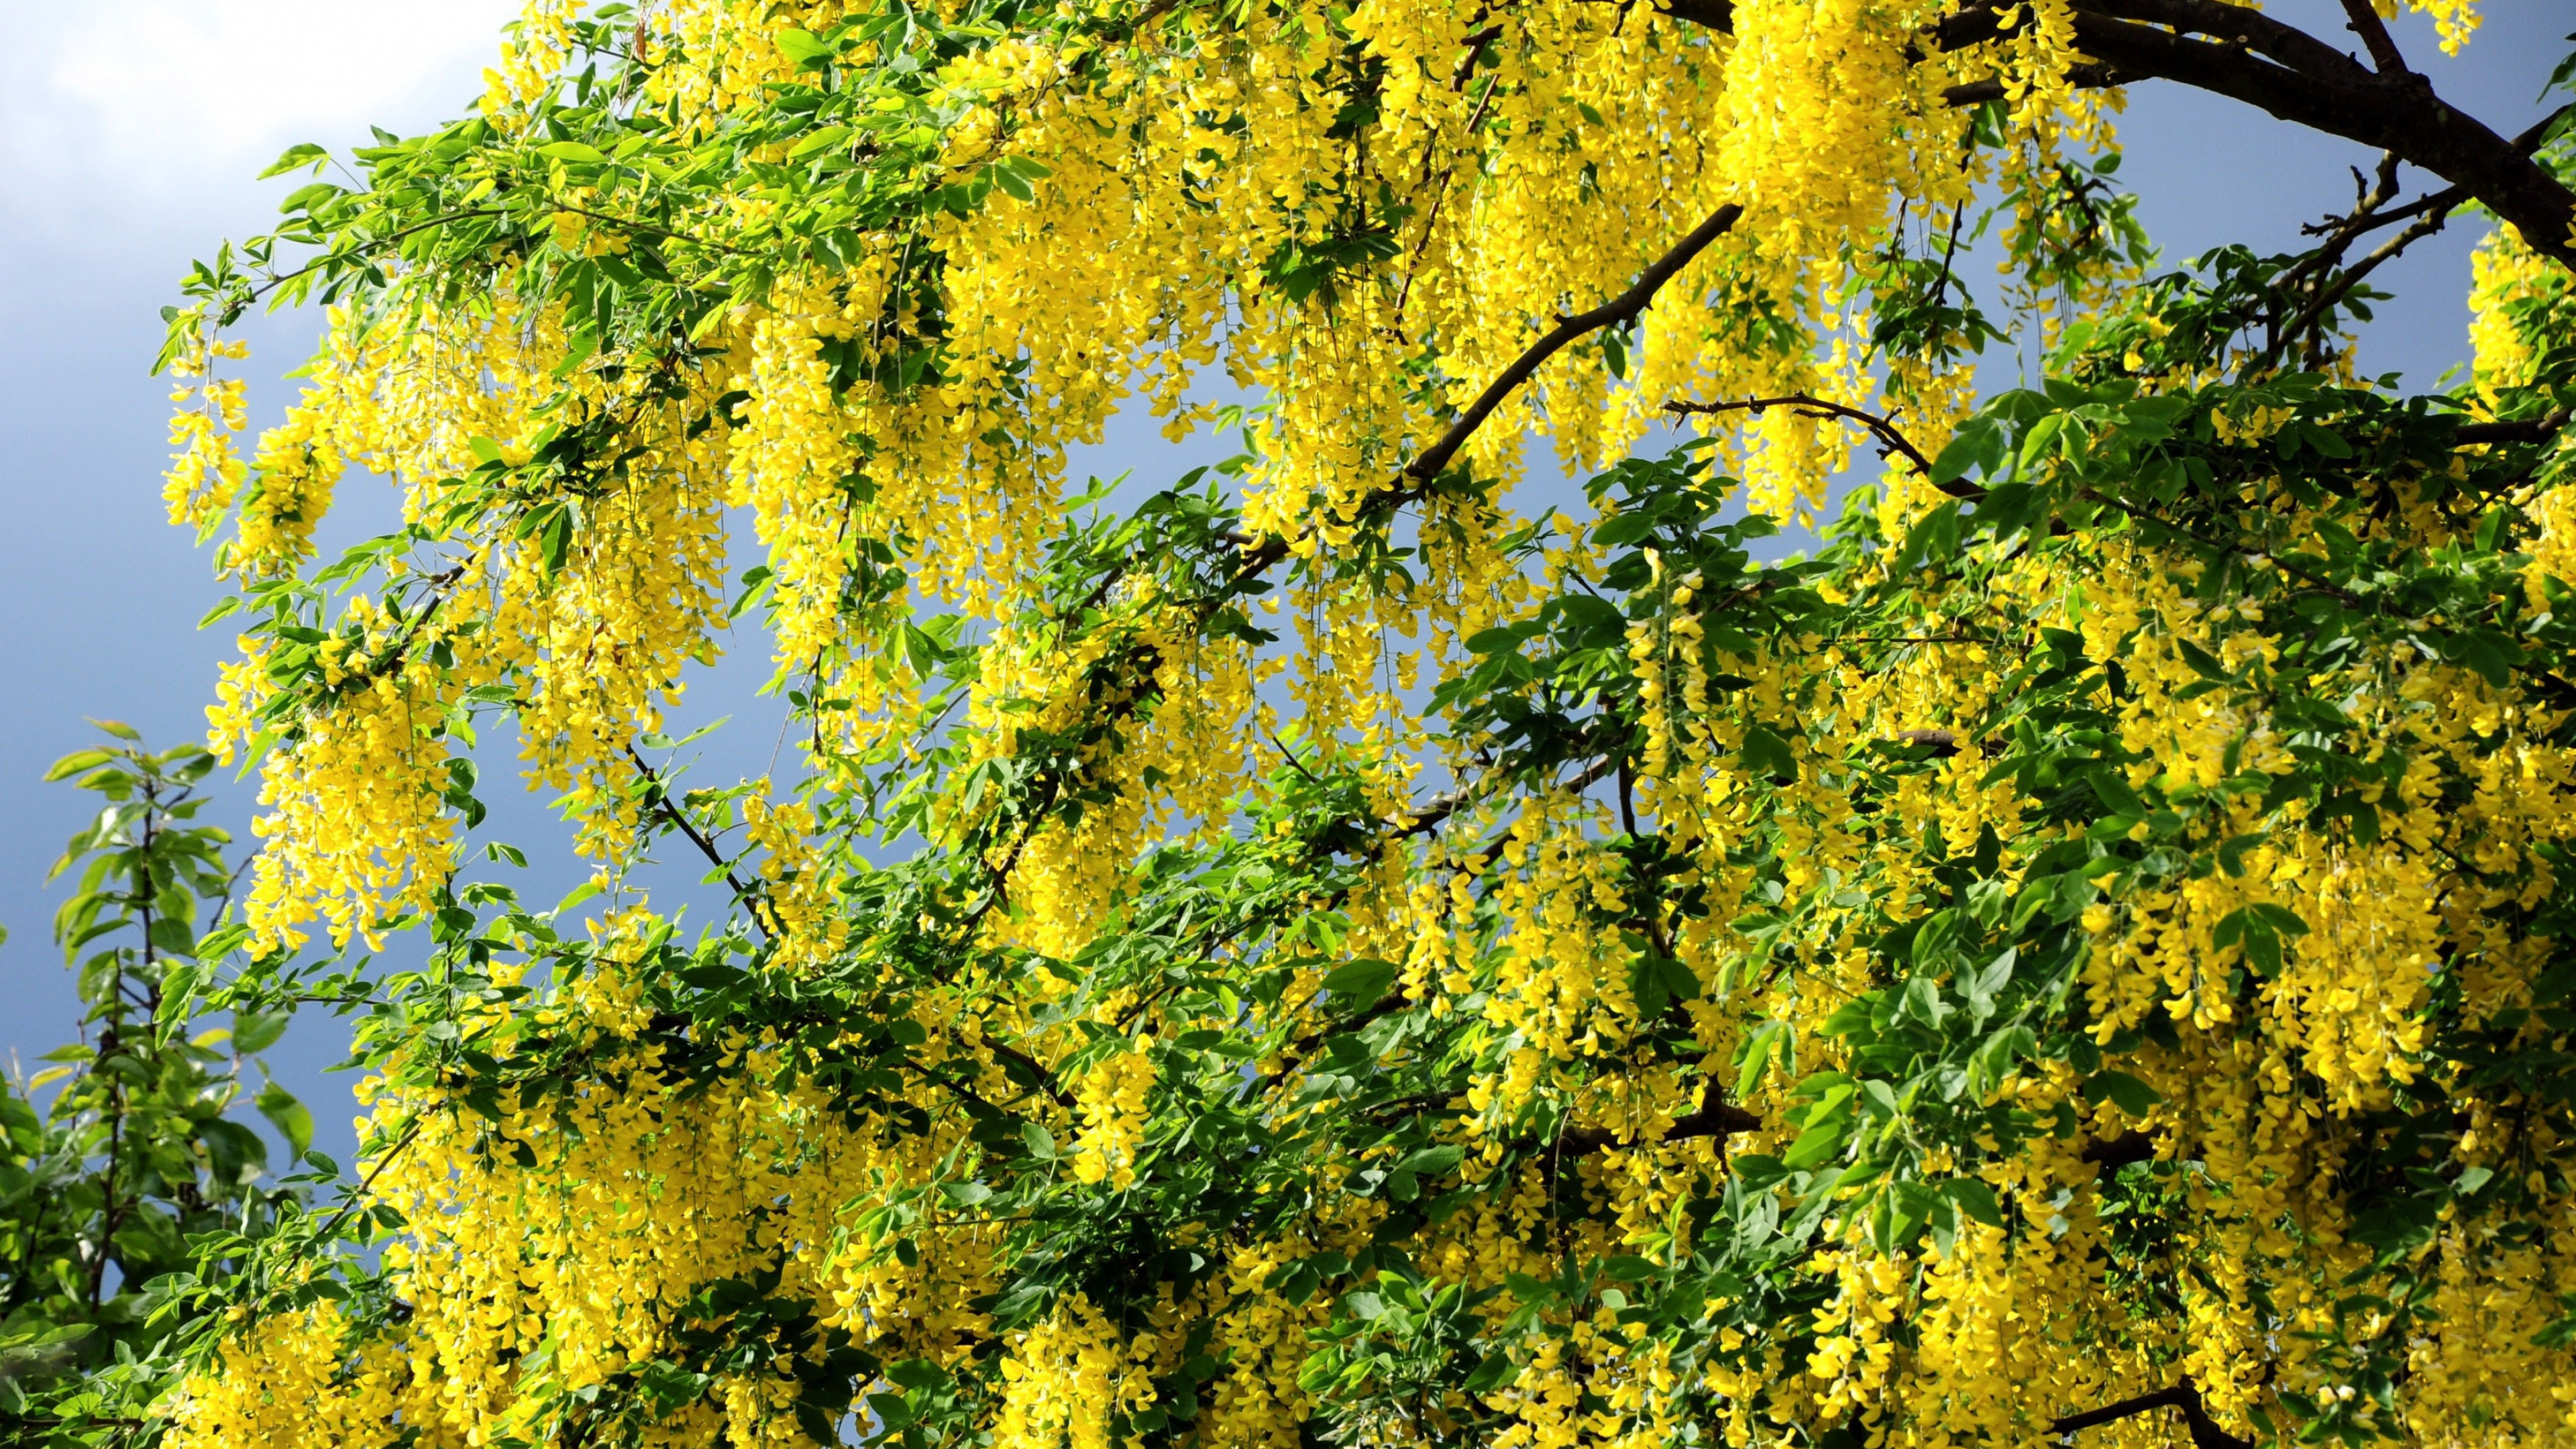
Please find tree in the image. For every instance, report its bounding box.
[106,0,2576,1445]
[1,735,311,1447]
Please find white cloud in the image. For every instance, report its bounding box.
[2,0,521,217]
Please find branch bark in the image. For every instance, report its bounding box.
[625,743,769,939]
[1236,201,1743,576]
[1405,203,1743,487]
[1663,393,1972,498]
[1929,0,2576,268]
[2047,1379,2252,1449]
[1558,1078,1760,1157]
[2336,0,2410,76]
[2081,1130,2159,1169]
[1650,0,2574,270]
[2456,410,2572,446]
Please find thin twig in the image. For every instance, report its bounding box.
[236,209,507,310]
[1240,201,1747,577]
[1387,752,1618,843]
[547,203,743,256]
[624,743,769,937]
[1405,204,1743,486]
[2275,201,2453,368]
[1664,394,1968,500]
[1926,198,1970,311]
[309,1112,428,1246]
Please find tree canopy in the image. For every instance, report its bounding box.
[18,1,2576,1446]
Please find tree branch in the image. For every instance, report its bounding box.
[1654,0,1734,32]
[1235,202,1744,577]
[229,209,508,315]
[1558,1077,1760,1157]
[2337,0,2409,76]
[2047,1379,2251,1449]
[2455,409,2573,446]
[2081,1130,2159,1169]
[1406,203,1743,486]
[1940,60,2128,109]
[625,743,769,939]
[1933,0,2576,268]
[1661,0,2575,263]
[1664,394,1980,501]
[2267,197,2456,369]
[1387,752,1619,843]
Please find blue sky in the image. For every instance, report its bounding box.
[0,1,2563,1166]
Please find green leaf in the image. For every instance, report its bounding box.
[534,141,608,164]
[1322,957,1398,1009]
[2247,902,2308,936]
[775,28,835,62]
[2082,1071,2161,1118]
[1592,511,1657,548]
[2174,637,2231,682]
[1897,975,1949,1028]
[42,749,115,783]
[256,1081,315,1159]
[539,506,575,576]
[788,125,854,159]
[1944,1177,2004,1228]
[1463,1351,1520,1394]
[1397,1144,1464,1179]
[233,1009,289,1056]
[1932,416,2006,485]
[1741,724,1797,782]
[1736,1020,1788,1100]
[2216,832,2266,877]
[258,142,329,178]
[1782,1119,1845,1170]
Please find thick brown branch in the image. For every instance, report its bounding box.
[1558,1079,1760,1157]
[1943,0,2371,82]
[2337,0,2410,76]
[1941,60,2129,108]
[2455,410,2573,447]
[1935,0,2576,268]
[1654,0,1734,32]
[2048,1379,2252,1449]
[2081,1130,2159,1169]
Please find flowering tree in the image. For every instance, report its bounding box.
[73,0,2576,1445]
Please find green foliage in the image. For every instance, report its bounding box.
[1,735,308,1448]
